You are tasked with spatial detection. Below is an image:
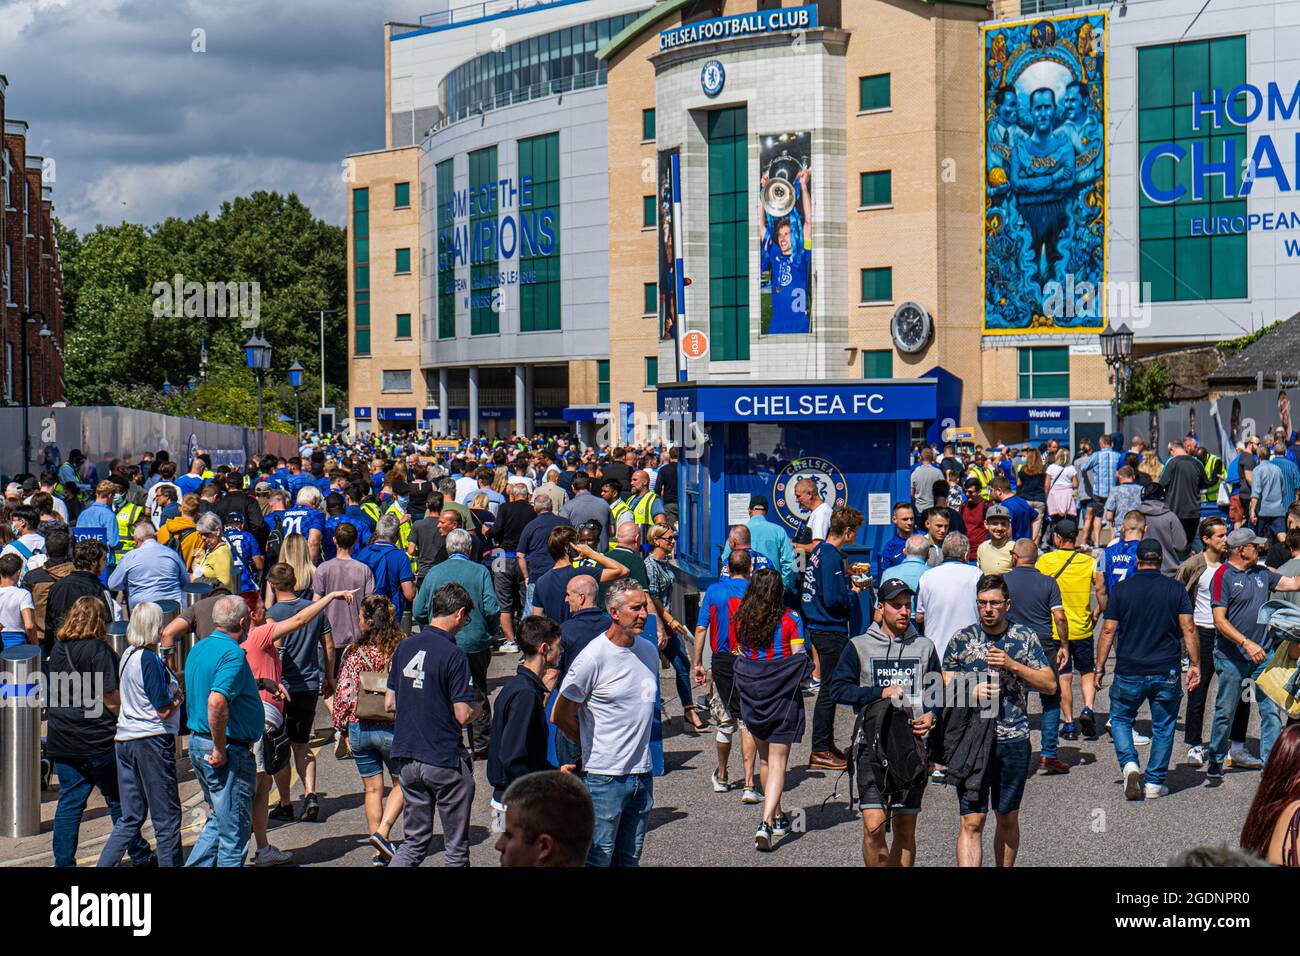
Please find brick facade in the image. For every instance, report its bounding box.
[1,78,66,408]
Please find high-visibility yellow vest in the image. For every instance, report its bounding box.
[383,502,414,568]
[610,498,631,526]
[630,490,660,527]
[1203,453,1224,503]
[115,501,144,553]
[361,501,381,526]
[967,465,993,499]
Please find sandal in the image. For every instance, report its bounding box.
[683,706,708,734]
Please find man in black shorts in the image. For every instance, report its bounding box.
[829,578,939,867]
[264,562,336,823]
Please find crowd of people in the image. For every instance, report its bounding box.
[0,422,1296,868]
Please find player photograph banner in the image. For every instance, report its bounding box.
[759,130,812,335]
[657,149,681,342]
[982,12,1107,335]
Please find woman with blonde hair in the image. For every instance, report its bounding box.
[1139,449,1163,485]
[47,596,156,867]
[266,531,314,608]
[332,594,407,864]
[97,601,184,867]
[492,466,510,496]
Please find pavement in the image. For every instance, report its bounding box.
[3,645,1262,868]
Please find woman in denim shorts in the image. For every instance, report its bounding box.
[332,594,406,865]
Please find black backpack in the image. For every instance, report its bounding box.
[847,696,928,832]
[166,526,196,557]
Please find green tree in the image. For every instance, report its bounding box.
[1119,361,1174,417]
[55,191,347,425]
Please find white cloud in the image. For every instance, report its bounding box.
[0,0,434,230]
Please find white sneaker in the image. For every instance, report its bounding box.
[1123,762,1143,800]
[741,785,763,804]
[1227,746,1262,769]
[1185,745,1206,767]
[1105,719,1151,746]
[1143,783,1169,799]
[252,844,292,866]
[710,771,731,793]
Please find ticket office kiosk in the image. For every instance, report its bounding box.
[658,380,938,596]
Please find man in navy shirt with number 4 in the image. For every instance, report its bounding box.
[386,582,480,867]
[1096,539,1199,801]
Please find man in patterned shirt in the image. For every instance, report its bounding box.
[942,573,1056,868]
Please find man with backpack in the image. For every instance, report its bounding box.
[158,493,203,569]
[942,574,1056,867]
[829,578,940,866]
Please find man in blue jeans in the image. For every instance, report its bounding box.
[554,579,658,867]
[183,595,264,866]
[1096,539,1200,800]
[1207,528,1300,777]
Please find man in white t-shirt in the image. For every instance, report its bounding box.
[0,553,36,649]
[1,507,45,576]
[553,578,658,867]
[915,533,981,661]
[794,477,833,555]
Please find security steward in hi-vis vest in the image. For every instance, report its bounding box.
[1202,451,1224,504]
[967,461,994,500]
[114,491,144,557]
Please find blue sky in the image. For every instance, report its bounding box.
[0,0,435,231]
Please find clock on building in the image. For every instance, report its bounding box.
[890,301,933,354]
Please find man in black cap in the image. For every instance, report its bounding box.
[1096,538,1199,800]
[829,577,940,867]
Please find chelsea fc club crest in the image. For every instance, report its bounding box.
[773,456,847,531]
[701,59,725,98]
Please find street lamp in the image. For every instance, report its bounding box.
[1100,322,1134,430]
[162,376,171,396]
[244,332,273,456]
[18,310,44,473]
[288,359,304,448]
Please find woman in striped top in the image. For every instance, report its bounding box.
[732,568,811,852]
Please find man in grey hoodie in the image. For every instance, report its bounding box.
[829,578,942,867]
[1137,487,1188,572]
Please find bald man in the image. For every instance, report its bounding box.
[554,575,612,771]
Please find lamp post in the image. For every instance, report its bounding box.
[1100,322,1134,432]
[18,310,44,473]
[288,359,304,449]
[244,332,273,456]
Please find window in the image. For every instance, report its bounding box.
[352,187,370,353]
[859,170,892,207]
[642,195,656,228]
[436,159,456,339]
[860,267,892,303]
[395,313,411,339]
[859,74,891,112]
[2,243,10,305]
[862,349,893,379]
[395,248,411,274]
[708,106,749,361]
[1018,347,1070,400]
[645,357,658,389]
[1138,36,1247,301]
[597,360,610,404]
[469,146,499,335]
[24,266,29,310]
[519,132,560,332]
[643,282,656,315]
[381,370,413,393]
[642,108,656,141]
[394,181,410,208]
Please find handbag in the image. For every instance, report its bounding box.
[354,668,393,722]
[1255,643,1300,719]
[261,719,291,774]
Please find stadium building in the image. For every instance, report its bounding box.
[346,0,652,437]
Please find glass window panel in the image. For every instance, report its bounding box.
[863,349,892,379]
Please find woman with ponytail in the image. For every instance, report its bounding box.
[333,593,407,864]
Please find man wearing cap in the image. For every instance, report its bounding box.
[1035,518,1102,740]
[1206,528,1300,776]
[829,576,940,866]
[976,504,1015,575]
[1096,538,1200,800]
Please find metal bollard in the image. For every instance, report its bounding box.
[156,599,181,631]
[1,645,43,837]
[183,581,213,609]
[401,610,414,634]
[107,621,129,657]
